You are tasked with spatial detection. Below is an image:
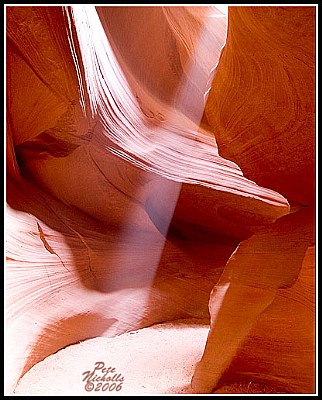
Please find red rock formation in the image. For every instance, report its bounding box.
[191,5,316,393]
[205,6,315,206]
[5,5,316,395]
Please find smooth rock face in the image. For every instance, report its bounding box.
[205,6,316,206]
[5,5,315,395]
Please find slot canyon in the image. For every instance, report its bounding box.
[5,5,316,395]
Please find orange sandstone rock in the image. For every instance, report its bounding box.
[5,5,315,395]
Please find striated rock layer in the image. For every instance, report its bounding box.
[205,6,316,206]
[5,5,315,395]
[191,6,316,393]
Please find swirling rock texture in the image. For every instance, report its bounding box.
[5,5,316,395]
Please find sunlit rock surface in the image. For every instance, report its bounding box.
[6,5,315,395]
[205,6,315,206]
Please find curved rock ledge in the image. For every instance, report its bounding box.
[5,5,316,395]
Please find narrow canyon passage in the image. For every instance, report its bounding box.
[5,5,316,395]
